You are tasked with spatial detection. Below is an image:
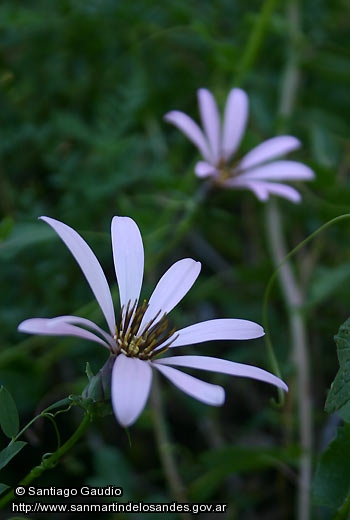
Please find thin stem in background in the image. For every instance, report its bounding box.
[152,180,212,268]
[148,3,283,509]
[233,0,311,515]
[263,214,350,389]
[265,200,312,520]
[266,1,312,519]
[150,373,191,520]
[235,0,280,86]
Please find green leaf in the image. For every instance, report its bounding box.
[0,441,27,471]
[0,483,10,495]
[325,318,350,421]
[0,386,19,438]
[313,423,350,511]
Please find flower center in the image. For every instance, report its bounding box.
[214,157,242,185]
[216,166,232,184]
[113,300,178,360]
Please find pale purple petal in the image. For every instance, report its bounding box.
[40,217,115,336]
[237,161,315,181]
[164,318,264,349]
[221,88,248,161]
[111,216,144,310]
[164,110,212,163]
[50,315,115,348]
[139,259,201,333]
[111,355,153,427]
[153,363,225,406]
[155,355,288,392]
[226,178,302,203]
[223,178,271,200]
[194,161,218,178]
[18,317,111,349]
[198,89,221,165]
[239,136,301,171]
[259,182,302,202]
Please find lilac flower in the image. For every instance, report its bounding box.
[164,88,314,202]
[18,216,287,427]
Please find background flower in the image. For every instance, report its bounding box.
[165,88,315,202]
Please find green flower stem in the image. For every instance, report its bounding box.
[268,2,310,518]
[152,180,212,266]
[235,0,280,85]
[0,411,91,509]
[9,398,73,447]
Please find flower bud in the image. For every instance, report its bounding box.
[82,356,114,402]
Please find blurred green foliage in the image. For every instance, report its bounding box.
[0,0,349,518]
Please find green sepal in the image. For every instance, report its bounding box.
[82,356,113,403]
[80,357,114,418]
[85,361,95,381]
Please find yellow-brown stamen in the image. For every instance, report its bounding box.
[113,300,178,360]
[212,157,243,186]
